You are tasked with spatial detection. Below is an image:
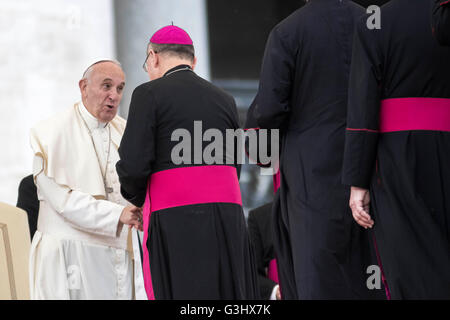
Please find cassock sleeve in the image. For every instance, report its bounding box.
[254,25,296,130]
[116,85,157,207]
[245,95,259,130]
[245,95,281,169]
[33,155,124,237]
[432,0,450,46]
[342,17,383,189]
[227,94,242,179]
[244,96,263,166]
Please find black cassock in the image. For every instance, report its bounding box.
[251,0,383,299]
[116,65,258,299]
[432,0,450,46]
[247,202,277,299]
[16,174,39,239]
[343,0,450,299]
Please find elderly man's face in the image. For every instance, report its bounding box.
[79,62,125,122]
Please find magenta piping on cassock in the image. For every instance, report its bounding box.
[372,233,391,300]
[141,165,243,299]
[269,170,280,289]
[380,98,450,133]
[346,128,378,133]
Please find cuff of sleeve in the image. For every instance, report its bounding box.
[84,200,124,237]
[341,176,371,190]
[342,131,378,189]
[120,186,146,207]
[110,203,125,238]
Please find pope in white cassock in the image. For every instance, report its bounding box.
[29,60,146,299]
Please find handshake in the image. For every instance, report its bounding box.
[120,205,143,231]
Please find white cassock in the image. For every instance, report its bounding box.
[29,102,146,300]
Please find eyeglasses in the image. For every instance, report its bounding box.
[142,51,151,73]
[142,50,159,73]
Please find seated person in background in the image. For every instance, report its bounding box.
[16,174,39,239]
[248,202,280,300]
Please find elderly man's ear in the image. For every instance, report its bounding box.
[150,50,159,69]
[78,79,88,97]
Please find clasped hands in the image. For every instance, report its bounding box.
[120,205,144,231]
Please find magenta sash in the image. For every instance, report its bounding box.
[267,258,279,284]
[380,98,450,133]
[142,182,154,300]
[273,170,280,193]
[142,165,243,299]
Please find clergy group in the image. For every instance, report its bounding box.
[27,0,450,300]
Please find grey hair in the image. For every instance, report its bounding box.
[81,59,122,81]
[148,42,195,62]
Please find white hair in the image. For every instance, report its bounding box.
[81,59,122,82]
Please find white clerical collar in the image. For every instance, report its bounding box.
[79,101,108,130]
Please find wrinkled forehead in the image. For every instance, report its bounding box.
[89,62,125,84]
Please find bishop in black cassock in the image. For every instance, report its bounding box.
[116,25,259,300]
[343,0,450,299]
[250,0,383,299]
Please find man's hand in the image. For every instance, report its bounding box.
[120,205,143,231]
[349,186,374,229]
[276,286,281,300]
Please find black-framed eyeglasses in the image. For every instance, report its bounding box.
[142,50,159,72]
